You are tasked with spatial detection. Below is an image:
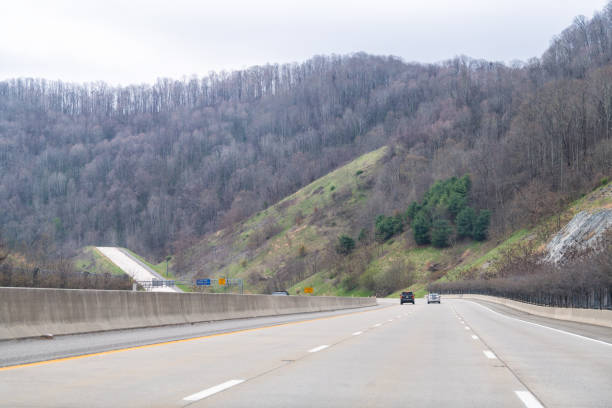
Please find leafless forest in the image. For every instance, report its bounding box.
[1,4,611,262]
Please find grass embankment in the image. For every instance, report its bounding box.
[383,182,612,297]
[415,180,612,290]
[73,246,126,276]
[185,146,388,293]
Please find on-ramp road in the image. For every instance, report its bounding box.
[1,298,610,407]
[96,247,180,292]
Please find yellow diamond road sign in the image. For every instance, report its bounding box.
[304,287,313,293]
[219,278,226,285]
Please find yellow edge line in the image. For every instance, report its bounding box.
[0,303,393,371]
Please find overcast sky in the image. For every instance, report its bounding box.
[0,0,608,85]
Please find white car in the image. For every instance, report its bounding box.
[427,293,441,304]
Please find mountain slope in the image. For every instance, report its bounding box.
[176,146,389,293]
[176,164,612,298]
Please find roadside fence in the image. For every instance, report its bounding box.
[430,283,612,310]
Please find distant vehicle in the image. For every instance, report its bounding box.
[427,293,441,304]
[400,291,415,304]
[271,291,289,296]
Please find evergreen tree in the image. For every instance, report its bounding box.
[456,206,475,239]
[336,234,356,255]
[375,215,404,242]
[412,211,431,245]
[431,218,452,248]
[473,210,491,241]
[447,192,466,217]
[405,202,421,222]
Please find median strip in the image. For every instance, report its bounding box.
[515,390,544,408]
[183,379,244,402]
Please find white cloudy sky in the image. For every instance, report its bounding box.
[0,0,608,85]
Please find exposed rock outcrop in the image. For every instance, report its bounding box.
[545,210,612,263]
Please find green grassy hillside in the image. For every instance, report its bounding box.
[73,246,126,276]
[176,148,612,297]
[178,146,388,293]
[176,146,495,296]
[440,180,612,284]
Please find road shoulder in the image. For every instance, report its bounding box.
[462,299,612,344]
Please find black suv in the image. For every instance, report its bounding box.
[400,291,415,305]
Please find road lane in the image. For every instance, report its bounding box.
[1,298,610,407]
[0,303,400,407]
[452,299,612,407]
[0,305,386,368]
[192,300,527,408]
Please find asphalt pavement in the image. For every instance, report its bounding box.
[1,298,610,407]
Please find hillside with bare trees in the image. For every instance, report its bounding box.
[0,2,611,272]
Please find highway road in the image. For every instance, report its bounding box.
[96,247,180,292]
[1,298,611,407]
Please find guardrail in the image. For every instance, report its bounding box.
[136,279,176,289]
[433,287,612,310]
[445,294,612,328]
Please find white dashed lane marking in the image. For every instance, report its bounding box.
[308,345,329,353]
[183,379,245,402]
[483,350,497,359]
[515,390,544,408]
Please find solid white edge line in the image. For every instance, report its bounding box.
[471,335,479,340]
[483,350,497,359]
[352,331,363,336]
[462,300,612,347]
[308,345,329,353]
[515,390,544,408]
[183,379,245,401]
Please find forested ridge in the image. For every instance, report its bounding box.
[1,3,612,261]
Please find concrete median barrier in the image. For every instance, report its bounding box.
[446,294,612,328]
[0,287,376,341]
